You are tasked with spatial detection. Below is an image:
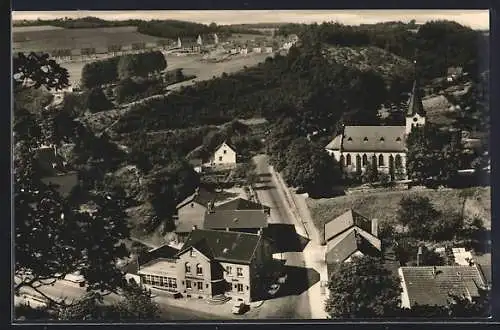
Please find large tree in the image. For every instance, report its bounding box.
[325,256,401,318]
[282,137,342,196]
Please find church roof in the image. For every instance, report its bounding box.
[407,80,426,117]
[341,126,406,152]
[325,135,342,150]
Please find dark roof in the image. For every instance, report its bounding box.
[407,80,426,116]
[400,265,488,307]
[324,209,373,242]
[326,229,381,264]
[41,172,79,197]
[139,244,180,266]
[176,188,216,210]
[477,264,492,285]
[188,158,203,167]
[123,258,139,275]
[215,198,270,211]
[177,229,263,264]
[204,210,268,230]
[341,126,406,152]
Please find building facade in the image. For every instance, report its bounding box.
[212,141,237,165]
[325,80,426,177]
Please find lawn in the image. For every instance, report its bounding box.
[306,186,491,237]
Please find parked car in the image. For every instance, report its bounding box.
[268,283,280,296]
[277,273,288,284]
[232,301,248,314]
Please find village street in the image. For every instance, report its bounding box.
[245,154,328,319]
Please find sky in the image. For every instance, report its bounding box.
[12,10,490,30]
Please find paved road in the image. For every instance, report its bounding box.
[246,155,312,319]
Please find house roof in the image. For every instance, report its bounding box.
[204,210,268,230]
[177,229,263,264]
[325,229,381,264]
[477,264,491,285]
[138,244,180,266]
[176,188,216,210]
[41,171,79,197]
[399,265,487,308]
[324,209,373,242]
[214,141,236,153]
[215,198,270,211]
[325,135,342,150]
[407,80,426,117]
[341,126,406,152]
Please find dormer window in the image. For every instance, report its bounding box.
[379,137,385,143]
[396,137,402,142]
[363,137,368,142]
[347,137,352,142]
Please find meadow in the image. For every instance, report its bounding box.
[12,26,168,53]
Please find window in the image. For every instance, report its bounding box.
[378,154,384,166]
[196,264,203,275]
[206,284,209,288]
[362,154,368,166]
[197,281,203,291]
[185,262,191,273]
[223,149,227,154]
[218,156,223,161]
[226,266,232,275]
[380,137,385,142]
[186,280,192,289]
[237,267,243,277]
[347,137,352,142]
[371,155,377,166]
[237,284,244,292]
[396,137,401,142]
[340,155,345,167]
[413,117,418,122]
[346,154,351,166]
[190,249,196,257]
[363,137,368,142]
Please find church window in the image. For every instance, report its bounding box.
[362,154,368,166]
[378,154,384,166]
[371,155,377,166]
[340,155,345,167]
[346,154,351,166]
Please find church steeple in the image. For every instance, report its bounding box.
[405,52,426,135]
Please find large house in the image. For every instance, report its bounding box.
[398,264,489,309]
[323,209,381,277]
[203,198,270,233]
[137,229,274,303]
[211,141,237,166]
[325,79,426,176]
[174,188,216,240]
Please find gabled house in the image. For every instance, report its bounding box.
[137,229,274,303]
[324,209,381,277]
[398,264,489,309]
[203,198,270,233]
[174,188,216,239]
[211,141,237,166]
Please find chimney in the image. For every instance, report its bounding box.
[192,225,197,231]
[371,218,378,237]
[417,246,422,266]
[432,266,437,278]
[226,227,230,232]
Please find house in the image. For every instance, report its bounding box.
[325,78,426,177]
[203,198,270,233]
[252,47,262,53]
[137,229,274,303]
[188,158,203,173]
[323,210,381,277]
[398,264,489,309]
[174,188,217,240]
[264,47,273,53]
[137,244,181,296]
[211,141,237,166]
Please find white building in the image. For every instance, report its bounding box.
[212,141,237,166]
[325,79,426,177]
[252,47,262,53]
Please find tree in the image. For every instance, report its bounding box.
[282,137,342,196]
[325,256,401,318]
[397,195,439,239]
[13,52,69,91]
[362,157,379,184]
[84,88,114,113]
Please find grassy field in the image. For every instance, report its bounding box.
[306,186,491,237]
[12,26,167,53]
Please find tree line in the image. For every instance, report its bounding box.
[81,50,167,89]
[277,20,485,81]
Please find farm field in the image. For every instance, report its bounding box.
[12,26,168,53]
[306,186,491,238]
[60,52,272,87]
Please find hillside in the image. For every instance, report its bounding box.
[323,45,413,81]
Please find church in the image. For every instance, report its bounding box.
[325,79,426,177]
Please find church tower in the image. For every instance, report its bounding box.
[405,58,426,135]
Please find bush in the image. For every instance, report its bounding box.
[85,88,114,113]
[114,77,165,104]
